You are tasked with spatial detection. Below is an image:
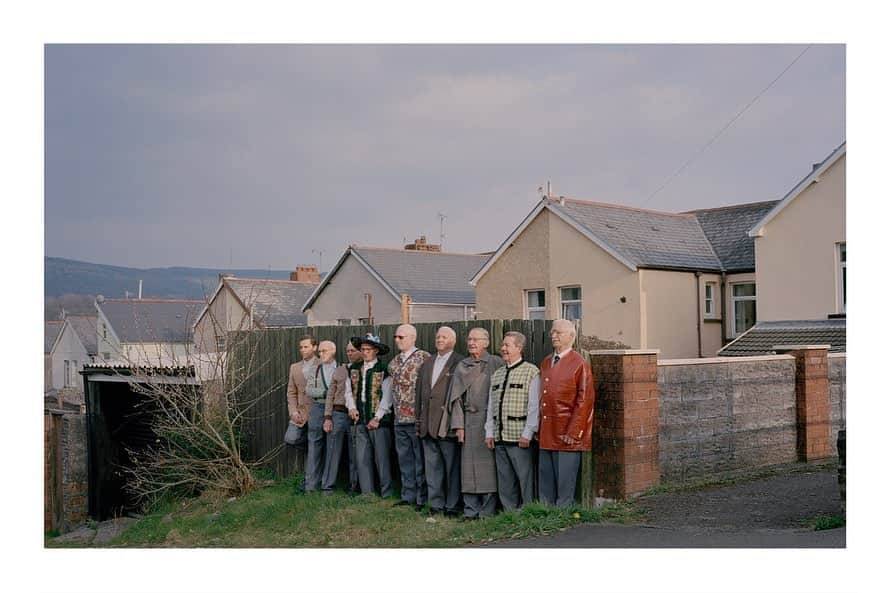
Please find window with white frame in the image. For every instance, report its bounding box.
[337,319,351,326]
[216,335,226,351]
[559,286,582,322]
[64,360,71,387]
[731,283,756,336]
[704,282,716,318]
[838,242,846,313]
[525,289,546,320]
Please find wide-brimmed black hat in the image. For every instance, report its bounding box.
[349,332,390,356]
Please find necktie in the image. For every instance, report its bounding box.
[553,354,560,365]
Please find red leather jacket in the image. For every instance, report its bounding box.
[538,350,595,451]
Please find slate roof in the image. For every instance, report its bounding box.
[718,319,846,357]
[45,320,63,354]
[549,199,724,271]
[353,247,488,304]
[225,278,316,327]
[688,200,780,272]
[66,315,98,356]
[98,298,204,343]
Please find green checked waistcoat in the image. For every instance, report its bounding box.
[349,360,391,425]
[490,361,539,443]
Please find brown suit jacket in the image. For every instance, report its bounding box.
[538,350,595,451]
[415,351,462,439]
[286,358,316,427]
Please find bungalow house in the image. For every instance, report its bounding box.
[720,142,846,356]
[47,315,99,396]
[95,297,204,366]
[45,320,64,391]
[302,239,489,326]
[471,195,778,359]
[192,267,321,353]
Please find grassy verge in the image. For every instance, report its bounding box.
[47,476,641,548]
[809,513,845,531]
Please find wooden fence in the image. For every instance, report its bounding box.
[229,319,554,478]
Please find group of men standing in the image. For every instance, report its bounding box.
[284,318,596,518]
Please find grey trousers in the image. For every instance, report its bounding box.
[394,423,427,505]
[321,410,352,493]
[353,423,394,497]
[422,437,461,513]
[304,402,327,492]
[494,442,536,511]
[462,492,497,518]
[538,449,581,508]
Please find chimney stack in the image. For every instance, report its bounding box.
[291,265,321,284]
[404,235,441,252]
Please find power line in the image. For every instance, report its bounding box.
[642,45,813,206]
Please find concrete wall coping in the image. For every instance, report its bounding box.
[658,354,795,366]
[828,352,847,359]
[773,344,831,351]
[588,349,660,356]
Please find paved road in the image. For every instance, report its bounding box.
[491,467,845,548]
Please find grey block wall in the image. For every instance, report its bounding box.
[658,356,798,483]
[829,354,846,453]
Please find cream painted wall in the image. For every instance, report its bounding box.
[306,253,402,326]
[409,303,474,324]
[52,322,90,391]
[122,342,193,366]
[754,154,846,321]
[548,212,642,347]
[640,269,700,359]
[475,208,550,320]
[194,285,255,352]
[700,273,724,356]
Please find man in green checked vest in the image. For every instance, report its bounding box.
[484,331,541,511]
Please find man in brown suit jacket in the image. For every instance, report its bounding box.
[284,336,319,481]
[415,326,463,516]
[538,319,595,508]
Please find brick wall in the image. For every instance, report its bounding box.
[44,410,88,532]
[657,355,798,483]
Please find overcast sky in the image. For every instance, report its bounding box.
[44,44,845,271]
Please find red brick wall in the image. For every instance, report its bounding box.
[787,348,832,461]
[589,351,660,500]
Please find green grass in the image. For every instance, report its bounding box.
[46,476,640,548]
[811,513,845,531]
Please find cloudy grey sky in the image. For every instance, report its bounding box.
[44,44,845,270]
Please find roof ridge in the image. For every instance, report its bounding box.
[103,297,205,304]
[351,245,489,257]
[226,277,319,285]
[46,319,64,325]
[683,199,780,214]
[549,197,696,218]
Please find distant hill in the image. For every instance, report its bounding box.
[45,257,295,300]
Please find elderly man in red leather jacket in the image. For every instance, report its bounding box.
[537,318,595,507]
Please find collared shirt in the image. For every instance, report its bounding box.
[485,358,541,441]
[361,358,393,420]
[399,346,418,361]
[552,348,574,363]
[430,350,453,386]
[301,357,319,379]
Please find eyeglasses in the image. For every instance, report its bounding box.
[394,335,406,339]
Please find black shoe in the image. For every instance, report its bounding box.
[394,500,412,506]
[429,508,444,516]
[443,509,459,518]
[460,515,479,522]
[415,504,425,512]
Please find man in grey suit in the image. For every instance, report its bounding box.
[415,326,463,517]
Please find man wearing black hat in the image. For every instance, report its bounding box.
[348,333,395,497]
